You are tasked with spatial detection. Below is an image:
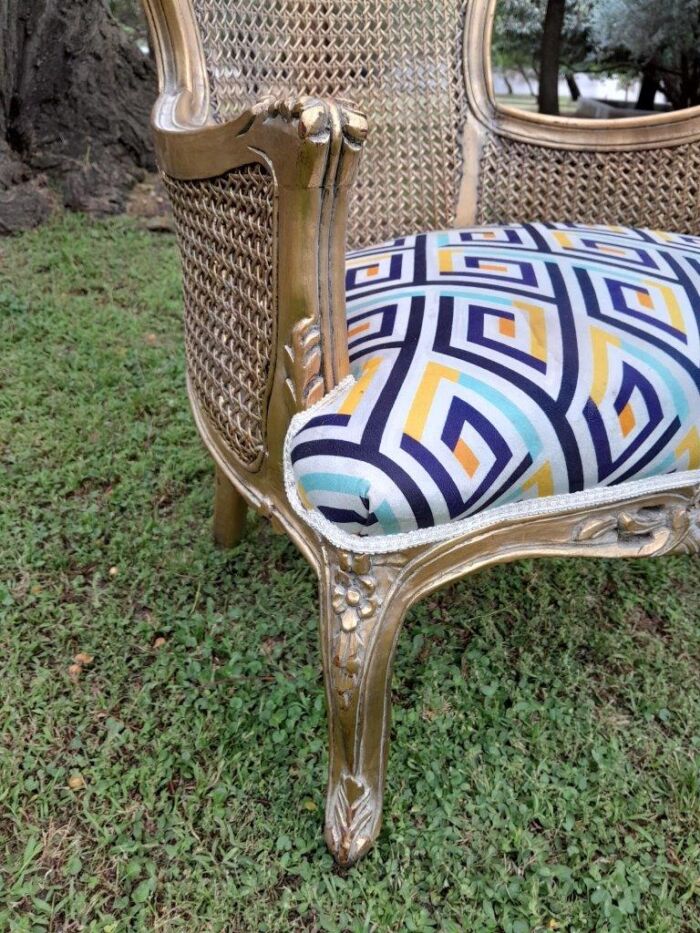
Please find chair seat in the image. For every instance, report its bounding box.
[288,223,700,537]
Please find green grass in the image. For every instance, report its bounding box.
[495,95,579,115]
[1,215,699,931]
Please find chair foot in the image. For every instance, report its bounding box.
[319,549,409,866]
[213,466,247,548]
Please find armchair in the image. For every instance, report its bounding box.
[141,0,700,866]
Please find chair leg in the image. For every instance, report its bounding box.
[319,550,408,866]
[212,465,247,548]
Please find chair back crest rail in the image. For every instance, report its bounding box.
[142,0,700,496]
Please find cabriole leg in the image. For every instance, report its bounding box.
[213,465,247,548]
[319,548,409,866]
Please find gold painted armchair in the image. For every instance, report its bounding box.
[142,0,700,866]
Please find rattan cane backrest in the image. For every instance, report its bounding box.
[189,0,469,248]
[476,133,700,235]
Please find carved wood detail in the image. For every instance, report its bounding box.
[284,316,324,412]
[329,552,380,710]
[326,773,374,867]
[322,547,410,865]
[573,488,700,556]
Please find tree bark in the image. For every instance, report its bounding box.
[565,72,580,102]
[636,63,659,111]
[0,0,156,234]
[538,0,566,116]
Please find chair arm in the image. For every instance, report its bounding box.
[153,94,367,191]
[154,95,368,482]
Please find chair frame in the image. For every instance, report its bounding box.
[142,0,700,865]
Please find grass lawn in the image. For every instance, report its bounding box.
[494,96,579,115]
[1,215,699,931]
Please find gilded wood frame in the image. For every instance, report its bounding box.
[141,0,700,866]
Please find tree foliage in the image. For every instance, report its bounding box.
[493,0,700,112]
[110,0,150,45]
[590,0,700,109]
[493,0,595,76]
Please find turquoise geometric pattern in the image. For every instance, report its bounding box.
[289,224,700,536]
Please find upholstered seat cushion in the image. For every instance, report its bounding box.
[288,224,700,537]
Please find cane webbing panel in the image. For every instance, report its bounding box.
[190,0,468,248]
[163,164,275,469]
[477,132,700,236]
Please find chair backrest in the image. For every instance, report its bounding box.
[156,0,700,244]
[460,0,700,235]
[189,0,469,247]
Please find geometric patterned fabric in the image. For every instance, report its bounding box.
[289,224,700,536]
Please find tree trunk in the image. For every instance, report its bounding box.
[0,0,156,234]
[538,0,566,116]
[676,51,700,110]
[565,72,580,102]
[636,63,659,111]
[518,66,536,97]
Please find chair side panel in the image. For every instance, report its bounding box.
[190,0,468,247]
[163,163,275,470]
[476,131,700,236]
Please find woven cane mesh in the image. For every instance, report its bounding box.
[163,164,275,469]
[477,133,700,235]
[190,0,468,247]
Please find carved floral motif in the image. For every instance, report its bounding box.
[251,94,331,141]
[330,553,380,710]
[332,553,379,631]
[250,94,368,151]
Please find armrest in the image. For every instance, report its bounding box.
[154,94,368,493]
[153,94,367,191]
